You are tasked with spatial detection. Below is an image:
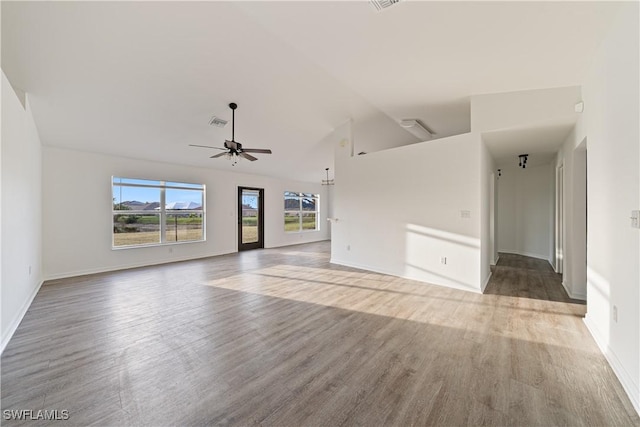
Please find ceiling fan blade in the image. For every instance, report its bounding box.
[242,148,272,154]
[239,152,258,161]
[189,144,226,150]
[210,152,228,159]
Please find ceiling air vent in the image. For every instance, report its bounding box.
[209,116,228,128]
[369,0,401,12]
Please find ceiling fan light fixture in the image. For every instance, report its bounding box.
[400,119,433,141]
[191,102,272,163]
[208,116,228,128]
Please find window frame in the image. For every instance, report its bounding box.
[284,191,319,233]
[112,177,206,249]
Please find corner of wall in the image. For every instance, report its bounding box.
[1,280,43,354]
[1,72,44,354]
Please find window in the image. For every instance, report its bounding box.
[112,177,205,248]
[284,191,319,232]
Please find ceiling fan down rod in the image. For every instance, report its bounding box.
[229,102,237,142]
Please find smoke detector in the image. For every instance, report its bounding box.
[209,116,228,128]
[369,0,401,12]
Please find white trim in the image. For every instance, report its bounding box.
[330,257,483,294]
[112,238,206,251]
[284,191,320,233]
[43,250,236,281]
[481,271,492,293]
[48,239,332,280]
[584,315,640,416]
[264,237,329,249]
[1,280,44,355]
[561,280,587,301]
[498,250,550,261]
[112,176,206,248]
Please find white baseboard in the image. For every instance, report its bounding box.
[561,280,587,301]
[45,239,332,281]
[499,250,549,261]
[1,279,44,355]
[43,249,236,281]
[330,257,483,294]
[584,315,640,416]
[481,272,492,293]
[265,238,330,249]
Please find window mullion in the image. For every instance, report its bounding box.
[160,187,166,243]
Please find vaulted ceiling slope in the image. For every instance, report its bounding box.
[1,2,622,182]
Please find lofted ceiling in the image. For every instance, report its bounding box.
[1,1,623,183]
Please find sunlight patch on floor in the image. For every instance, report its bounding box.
[202,263,592,350]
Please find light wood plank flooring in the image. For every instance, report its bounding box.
[2,242,638,426]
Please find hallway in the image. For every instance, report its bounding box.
[486,252,583,303]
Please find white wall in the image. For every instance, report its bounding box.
[332,132,483,293]
[480,138,495,290]
[1,71,43,351]
[471,86,581,132]
[352,110,419,155]
[581,3,640,414]
[556,125,588,300]
[497,163,554,262]
[42,147,329,280]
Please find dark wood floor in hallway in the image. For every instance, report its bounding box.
[2,242,638,426]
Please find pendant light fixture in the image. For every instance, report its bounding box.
[518,154,528,169]
[322,168,335,185]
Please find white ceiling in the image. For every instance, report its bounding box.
[1,1,623,182]
[482,117,577,168]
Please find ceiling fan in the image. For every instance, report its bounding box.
[190,103,272,165]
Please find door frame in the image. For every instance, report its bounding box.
[556,164,564,274]
[238,186,264,251]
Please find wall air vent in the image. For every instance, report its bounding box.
[369,0,401,12]
[209,116,228,128]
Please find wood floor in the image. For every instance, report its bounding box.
[2,242,638,426]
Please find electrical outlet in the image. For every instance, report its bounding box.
[441,257,447,265]
[631,210,640,229]
[460,210,471,219]
[347,245,351,251]
[169,247,173,254]
[613,305,618,322]
[29,265,32,275]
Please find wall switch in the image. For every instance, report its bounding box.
[460,210,471,219]
[631,210,640,229]
[613,305,618,322]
